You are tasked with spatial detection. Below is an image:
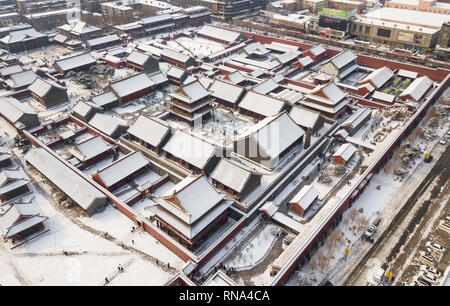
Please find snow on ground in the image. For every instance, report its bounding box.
[176,36,226,58]
[228,223,281,270]
[198,217,260,276]
[108,256,172,286]
[0,148,178,285]
[78,204,185,270]
[285,169,402,286]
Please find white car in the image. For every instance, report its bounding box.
[439,137,447,145]
[419,271,438,284]
[365,224,376,238]
[426,241,444,254]
[420,265,440,277]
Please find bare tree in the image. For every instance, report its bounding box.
[384,159,394,174]
[349,208,359,224]
[333,227,343,248]
[343,218,349,229]
[356,216,369,232]
[309,257,318,270]
[318,252,328,272]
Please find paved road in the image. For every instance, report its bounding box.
[341,144,450,285]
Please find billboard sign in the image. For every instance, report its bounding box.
[319,15,349,32]
[397,32,414,43]
[322,8,355,19]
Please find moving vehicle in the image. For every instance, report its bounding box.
[439,137,447,145]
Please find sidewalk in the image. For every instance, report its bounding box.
[332,141,448,285]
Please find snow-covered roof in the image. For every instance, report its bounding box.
[289,105,320,130]
[0,201,47,239]
[166,65,186,79]
[290,185,319,211]
[86,34,120,47]
[306,45,326,57]
[95,151,149,188]
[163,130,218,170]
[0,64,22,76]
[278,50,301,64]
[127,114,171,149]
[158,175,226,225]
[161,48,192,64]
[141,14,173,25]
[238,91,286,118]
[71,135,114,162]
[197,25,244,44]
[127,50,151,66]
[88,113,128,137]
[28,77,65,98]
[236,112,305,160]
[259,201,279,218]
[252,78,280,95]
[333,143,357,162]
[55,53,96,72]
[306,81,347,105]
[211,158,258,193]
[5,70,37,89]
[72,100,94,116]
[110,73,155,98]
[148,71,168,85]
[209,79,245,104]
[399,76,433,101]
[0,170,30,195]
[397,69,418,79]
[329,50,357,70]
[342,107,371,130]
[169,80,211,104]
[68,21,100,35]
[249,68,265,78]
[0,28,46,44]
[91,91,118,107]
[203,270,238,286]
[363,7,450,29]
[54,33,68,44]
[24,148,106,211]
[371,91,395,103]
[0,97,36,124]
[225,70,246,85]
[298,56,314,67]
[273,89,303,105]
[114,21,143,31]
[360,67,394,89]
[243,42,270,56]
[197,76,213,89]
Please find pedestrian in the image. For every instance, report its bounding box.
[131,239,134,244]
[105,277,109,283]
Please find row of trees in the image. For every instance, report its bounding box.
[309,209,368,273]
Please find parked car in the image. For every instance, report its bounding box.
[426,241,444,254]
[413,275,432,286]
[419,271,438,284]
[413,279,430,286]
[420,265,440,277]
[365,224,376,239]
[418,251,435,266]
